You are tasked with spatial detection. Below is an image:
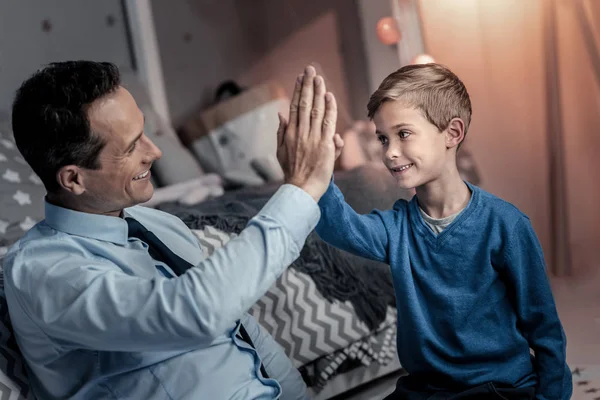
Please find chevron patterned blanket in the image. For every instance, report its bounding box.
[160,167,409,385]
[191,223,399,391]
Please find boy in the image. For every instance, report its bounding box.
[314,64,572,399]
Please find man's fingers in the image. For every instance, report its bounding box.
[322,92,338,140]
[298,65,316,135]
[277,113,288,148]
[310,75,326,137]
[288,74,303,128]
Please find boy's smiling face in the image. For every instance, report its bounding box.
[373,100,450,189]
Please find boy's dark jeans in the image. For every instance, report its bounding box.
[384,375,536,400]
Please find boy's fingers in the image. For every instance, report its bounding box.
[277,113,288,148]
[334,133,344,159]
[333,133,344,148]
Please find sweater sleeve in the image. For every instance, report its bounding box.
[502,217,572,400]
[315,179,391,263]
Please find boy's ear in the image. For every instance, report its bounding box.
[445,118,465,149]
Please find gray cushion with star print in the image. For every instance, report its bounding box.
[0,118,45,259]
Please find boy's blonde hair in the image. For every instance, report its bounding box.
[367,63,472,141]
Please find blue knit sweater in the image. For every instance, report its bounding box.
[315,180,571,400]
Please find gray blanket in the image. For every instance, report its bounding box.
[157,165,412,330]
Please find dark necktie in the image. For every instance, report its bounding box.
[125,217,268,379]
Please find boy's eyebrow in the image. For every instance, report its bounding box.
[375,123,413,134]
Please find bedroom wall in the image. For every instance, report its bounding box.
[357,0,405,95]
[555,0,600,277]
[0,0,133,115]
[418,0,554,270]
[418,0,600,276]
[149,0,371,128]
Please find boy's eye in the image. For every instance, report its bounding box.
[377,135,388,145]
[398,130,410,139]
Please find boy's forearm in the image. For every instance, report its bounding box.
[315,179,389,262]
[504,217,572,399]
[522,280,571,399]
[529,319,570,399]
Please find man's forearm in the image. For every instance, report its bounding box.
[177,184,321,337]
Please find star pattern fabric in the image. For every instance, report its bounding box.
[13,190,32,206]
[0,138,15,150]
[3,169,20,183]
[0,219,8,235]
[0,127,45,255]
[13,156,27,165]
[19,217,37,232]
[29,173,42,185]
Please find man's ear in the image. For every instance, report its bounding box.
[445,118,465,149]
[56,165,86,195]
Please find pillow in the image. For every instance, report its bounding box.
[0,120,45,258]
[0,285,33,400]
[120,71,205,187]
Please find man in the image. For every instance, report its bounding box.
[3,61,342,399]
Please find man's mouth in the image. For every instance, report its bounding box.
[390,164,414,173]
[133,170,150,181]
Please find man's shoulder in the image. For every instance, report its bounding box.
[4,220,64,261]
[2,222,83,291]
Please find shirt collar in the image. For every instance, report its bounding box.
[44,200,132,246]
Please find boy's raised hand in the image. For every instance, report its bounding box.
[276,65,340,202]
[334,132,344,160]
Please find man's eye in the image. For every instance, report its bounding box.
[399,130,410,139]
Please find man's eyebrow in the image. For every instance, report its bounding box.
[125,132,143,152]
[125,115,145,151]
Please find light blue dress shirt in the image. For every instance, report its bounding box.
[3,184,319,400]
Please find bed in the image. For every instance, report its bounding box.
[0,75,410,398]
[154,165,411,398]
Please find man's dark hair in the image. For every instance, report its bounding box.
[11,61,121,192]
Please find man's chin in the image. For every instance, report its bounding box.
[141,190,154,204]
[135,185,155,206]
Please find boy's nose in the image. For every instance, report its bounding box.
[385,146,400,161]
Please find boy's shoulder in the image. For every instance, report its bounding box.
[471,184,529,224]
[392,198,411,211]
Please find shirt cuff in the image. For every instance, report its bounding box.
[258,184,321,249]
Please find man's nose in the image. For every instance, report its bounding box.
[144,137,162,162]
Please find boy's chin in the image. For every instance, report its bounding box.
[394,177,418,190]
